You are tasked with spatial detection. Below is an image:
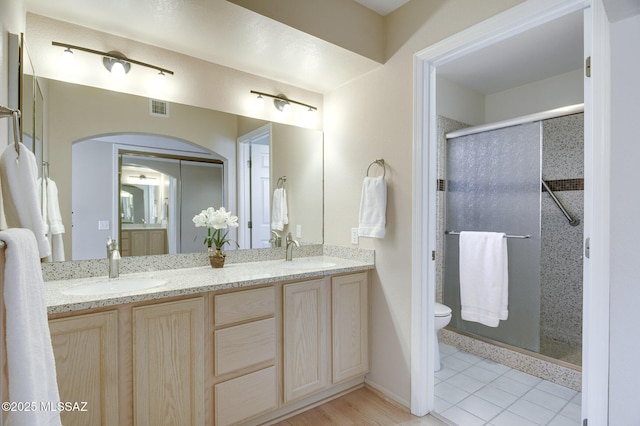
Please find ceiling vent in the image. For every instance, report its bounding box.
[150,99,169,117]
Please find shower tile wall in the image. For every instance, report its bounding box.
[541,113,584,356]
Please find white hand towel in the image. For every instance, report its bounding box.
[358,176,387,239]
[271,188,288,231]
[1,228,62,426]
[459,231,509,327]
[45,179,65,236]
[0,143,51,259]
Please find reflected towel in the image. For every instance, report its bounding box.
[459,231,508,327]
[271,188,288,231]
[38,178,66,262]
[0,143,51,259]
[358,176,386,239]
[1,228,62,425]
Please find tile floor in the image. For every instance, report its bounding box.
[435,344,582,426]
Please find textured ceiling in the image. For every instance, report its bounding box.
[23,0,584,95]
[23,0,382,93]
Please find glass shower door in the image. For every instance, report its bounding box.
[444,122,542,352]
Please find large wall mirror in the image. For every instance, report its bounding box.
[22,73,323,262]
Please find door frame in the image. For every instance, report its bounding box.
[410,0,610,423]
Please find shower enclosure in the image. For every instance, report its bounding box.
[441,111,584,365]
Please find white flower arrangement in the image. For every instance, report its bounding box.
[192,207,239,250]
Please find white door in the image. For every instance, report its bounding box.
[237,124,271,249]
[250,143,271,248]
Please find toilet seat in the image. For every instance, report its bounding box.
[435,302,452,317]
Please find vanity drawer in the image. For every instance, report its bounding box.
[214,318,276,375]
[214,286,274,326]
[215,366,277,426]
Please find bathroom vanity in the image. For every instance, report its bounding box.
[45,254,372,426]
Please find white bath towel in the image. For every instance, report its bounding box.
[0,143,51,259]
[38,178,66,262]
[358,176,387,239]
[271,188,288,231]
[459,231,509,327]
[1,228,62,426]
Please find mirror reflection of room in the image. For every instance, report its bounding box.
[17,13,324,263]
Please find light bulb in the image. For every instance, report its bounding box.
[254,94,265,111]
[61,48,74,68]
[155,71,167,89]
[111,61,126,79]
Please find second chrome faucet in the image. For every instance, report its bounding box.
[285,232,299,261]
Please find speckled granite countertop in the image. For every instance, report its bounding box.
[45,255,374,315]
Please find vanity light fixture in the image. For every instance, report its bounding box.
[52,41,174,81]
[250,90,317,113]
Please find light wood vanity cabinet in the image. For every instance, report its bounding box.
[49,270,369,426]
[49,297,206,426]
[332,272,369,383]
[212,286,278,426]
[133,298,205,425]
[49,311,119,426]
[283,278,331,403]
[120,228,168,256]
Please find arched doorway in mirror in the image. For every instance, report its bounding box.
[71,133,227,260]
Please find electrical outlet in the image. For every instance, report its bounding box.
[351,228,359,244]
[98,220,110,230]
[296,224,302,238]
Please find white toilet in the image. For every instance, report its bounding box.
[434,302,452,371]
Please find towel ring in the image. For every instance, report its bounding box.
[366,159,386,178]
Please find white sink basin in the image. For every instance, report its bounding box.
[63,278,168,296]
[280,260,337,270]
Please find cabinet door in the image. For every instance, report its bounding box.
[133,298,205,426]
[283,279,330,403]
[332,272,369,383]
[148,229,167,255]
[130,230,147,256]
[49,311,119,426]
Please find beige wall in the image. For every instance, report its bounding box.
[26,13,324,132]
[271,123,323,244]
[323,0,524,406]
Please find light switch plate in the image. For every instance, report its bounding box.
[351,228,359,244]
[296,224,302,238]
[98,220,110,230]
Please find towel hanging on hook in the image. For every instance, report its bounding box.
[366,159,385,178]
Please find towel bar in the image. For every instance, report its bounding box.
[445,231,531,239]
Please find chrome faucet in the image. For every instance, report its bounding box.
[270,230,282,248]
[285,232,299,261]
[106,237,121,278]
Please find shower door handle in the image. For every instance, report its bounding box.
[584,237,590,259]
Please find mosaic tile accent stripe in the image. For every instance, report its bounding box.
[437,178,585,192]
[543,178,584,192]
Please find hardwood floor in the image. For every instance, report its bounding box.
[273,386,448,425]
